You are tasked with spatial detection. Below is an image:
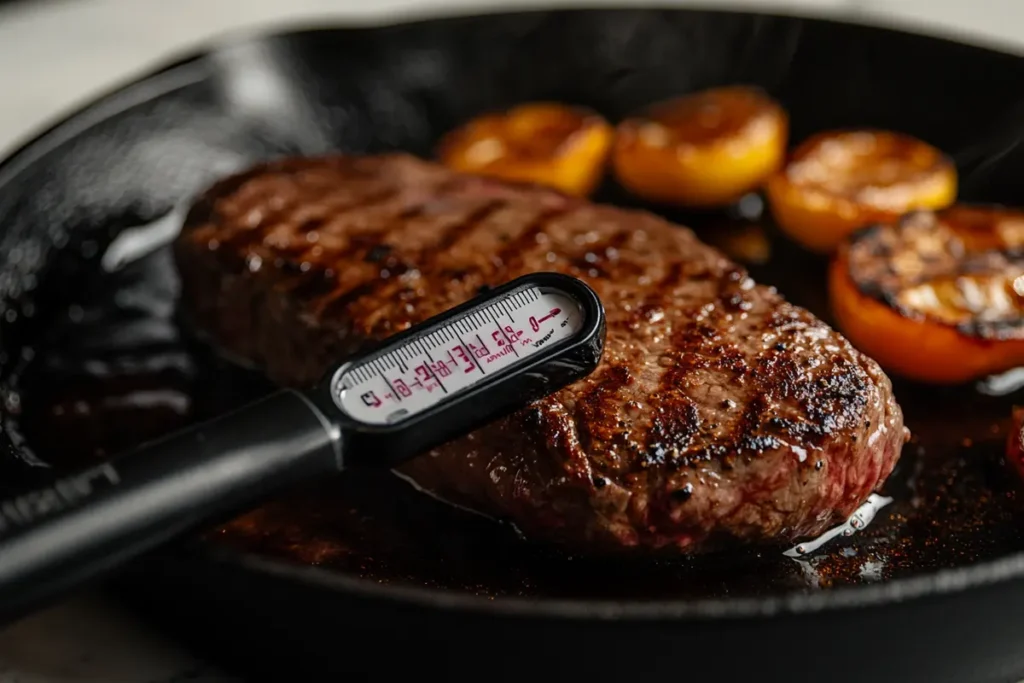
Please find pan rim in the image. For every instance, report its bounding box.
[6,4,1024,621]
[188,541,1024,619]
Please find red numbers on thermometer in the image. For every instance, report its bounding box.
[529,308,561,332]
[392,379,413,397]
[450,345,475,372]
[346,291,572,416]
[336,286,584,426]
[492,325,524,346]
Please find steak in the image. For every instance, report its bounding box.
[174,153,907,554]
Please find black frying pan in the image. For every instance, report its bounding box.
[4,7,1024,683]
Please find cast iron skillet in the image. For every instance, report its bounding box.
[5,7,1024,683]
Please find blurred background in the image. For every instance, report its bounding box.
[0,0,1022,681]
[2,0,1024,158]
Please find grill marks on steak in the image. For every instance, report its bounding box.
[175,153,907,554]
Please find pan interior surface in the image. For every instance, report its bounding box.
[3,8,1024,614]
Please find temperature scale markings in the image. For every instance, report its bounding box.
[477,331,502,361]
[422,348,448,394]
[495,316,520,357]
[381,372,402,402]
[340,285,544,391]
[456,331,487,375]
[364,360,380,382]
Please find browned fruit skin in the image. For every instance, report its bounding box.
[613,85,788,208]
[767,129,957,253]
[176,153,906,555]
[437,102,613,197]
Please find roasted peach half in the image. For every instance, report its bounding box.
[768,130,957,253]
[437,102,613,197]
[612,85,788,208]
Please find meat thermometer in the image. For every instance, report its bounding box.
[0,272,605,625]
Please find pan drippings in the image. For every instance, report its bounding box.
[9,213,1024,601]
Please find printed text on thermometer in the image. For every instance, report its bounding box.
[336,287,583,424]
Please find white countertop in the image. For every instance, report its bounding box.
[2,0,1024,680]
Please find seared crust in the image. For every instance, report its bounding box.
[175,153,906,554]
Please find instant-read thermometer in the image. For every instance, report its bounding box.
[0,272,605,625]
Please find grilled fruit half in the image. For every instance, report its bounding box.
[437,102,613,197]
[612,85,788,208]
[830,205,1024,384]
[767,130,957,253]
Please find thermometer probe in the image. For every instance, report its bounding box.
[0,272,605,625]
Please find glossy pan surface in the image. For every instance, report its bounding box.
[3,7,1024,682]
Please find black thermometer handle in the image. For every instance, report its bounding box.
[0,272,604,626]
[0,390,338,625]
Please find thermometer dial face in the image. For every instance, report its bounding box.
[334,286,583,425]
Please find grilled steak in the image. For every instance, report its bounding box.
[174,153,907,554]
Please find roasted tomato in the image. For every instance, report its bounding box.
[830,205,1024,384]
[436,102,613,197]
[612,85,788,208]
[767,130,957,253]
